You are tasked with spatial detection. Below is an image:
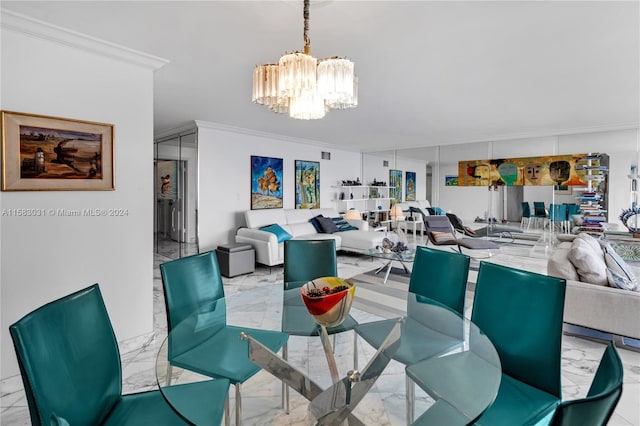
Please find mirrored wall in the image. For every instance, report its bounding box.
[154,130,199,259]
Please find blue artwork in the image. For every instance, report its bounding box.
[251,155,283,209]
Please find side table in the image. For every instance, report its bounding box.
[215,243,255,277]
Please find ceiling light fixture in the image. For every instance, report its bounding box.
[252,0,357,120]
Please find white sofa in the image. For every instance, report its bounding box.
[235,208,387,266]
[547,238,640,340]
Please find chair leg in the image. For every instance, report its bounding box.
[166,364,173,386]
[406,375,415,426]
[353,331,358,370]
[225,394,230,426]
[235,383,242,426]
[282,342,289,414]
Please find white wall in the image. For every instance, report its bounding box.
[431,129,639,225]
[0,12,166,378]
[195,123,362,252]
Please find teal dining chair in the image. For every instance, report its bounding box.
[9,284,230,426]
[355,246,471,423]
[160,251,288,426]
[549,204,568,233]
[470,262,566,425]
[281,239,358,412]
[533,201,548,228]
[550,342,623,426]
[521,202,533,229]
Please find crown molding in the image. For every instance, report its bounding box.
[1,9,169,70]
[191,120,361,153]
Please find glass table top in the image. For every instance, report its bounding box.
[363,247,417,262]
[156,283,501,425]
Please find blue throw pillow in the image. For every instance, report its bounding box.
[331,216,358,232]
[259,224,292,243]
[309,215,324,232]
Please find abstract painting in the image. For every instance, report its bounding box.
[251,155,283,209]
[389,169,402,202]
[295,160,320,209]
[405,171,416,201]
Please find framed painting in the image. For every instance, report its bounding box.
[405,171,416,201]
[1,111,114,191]
[389,169,402,202]
[156,160,178,200]
[251,155,283,209]
[295,160,320,209]
[445,175,459,186]
[554,185,572,195]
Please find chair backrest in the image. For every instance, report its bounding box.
[408,246,470,316]
[472,262,566,397]
[160,251,225,332]
[445,213,465,233]
[567,203,581,217]
[283,239,337,287]
[521,202,532,218]
[550,204,567,221]
[551,342,623,426]
[533,201,547,216]
[9,284,122,426]
[423,215,458,245]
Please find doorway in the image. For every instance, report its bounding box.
[154,132,198,259]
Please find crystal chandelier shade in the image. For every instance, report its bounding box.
[251,0,357,120]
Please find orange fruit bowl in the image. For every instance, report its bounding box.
[300,277,356,327]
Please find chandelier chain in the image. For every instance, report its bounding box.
[303,0,310,54]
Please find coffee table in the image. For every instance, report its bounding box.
[364,248,416,284]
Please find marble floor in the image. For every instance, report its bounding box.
[2,233,639,425]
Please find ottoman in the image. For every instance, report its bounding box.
[216,243,255,277]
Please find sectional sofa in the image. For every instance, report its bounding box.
[235,208,387,266]
[547,234,640,340]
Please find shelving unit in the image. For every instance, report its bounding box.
[334,185,396,222]
[574,153,609,235]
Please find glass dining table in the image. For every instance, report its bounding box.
[156,282,501,425]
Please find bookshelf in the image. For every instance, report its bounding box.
[574,153,608,235]
[334,185,396,221]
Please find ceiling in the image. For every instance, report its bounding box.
[3,1,639,154]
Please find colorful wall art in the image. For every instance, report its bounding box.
[389,169,402,202]
[445,175,459,186]
[457,153,593,187]
[251,155,283,209]
[295,160,320,209]
[405,171,416,201]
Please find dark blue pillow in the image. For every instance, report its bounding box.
[331,216,358,232]
[309,215,324,232]
[260,224,292,243]
[317,217,340,234]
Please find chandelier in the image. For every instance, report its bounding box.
[252,0,357,120]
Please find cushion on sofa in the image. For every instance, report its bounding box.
[317,217,340,234]
[600,241,639,291]
[331,216,358,231]
[548,244,580,281]
[259,224,292,243]
[568,237,608,286]
[309,215,324,232]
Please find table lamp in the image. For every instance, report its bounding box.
[344,209,361,220]
[390,204,404,230]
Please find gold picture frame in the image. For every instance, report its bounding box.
[1,111,114,191]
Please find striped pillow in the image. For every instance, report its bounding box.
[331,217,358,232]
